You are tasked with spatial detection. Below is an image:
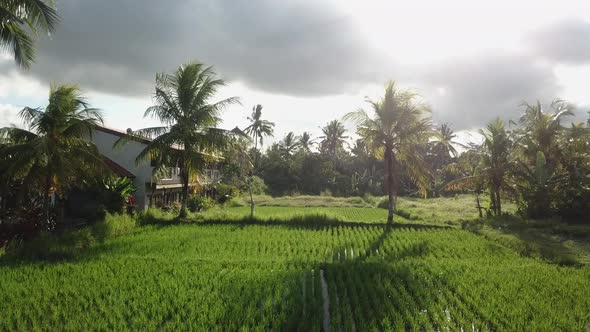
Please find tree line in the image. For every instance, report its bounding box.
[1,1,589,224]
[223,84,590,223]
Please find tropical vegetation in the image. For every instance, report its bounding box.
[115,62,239,218]
[0,85,104,223]
[0,0,59,68]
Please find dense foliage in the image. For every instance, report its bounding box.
[0,85,105,222]
[222,97,589,221]
[115,62,240,218]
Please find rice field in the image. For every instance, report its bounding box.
[1,219,589,330]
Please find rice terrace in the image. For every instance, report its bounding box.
[1,0,590,331]
[1,196,589,330]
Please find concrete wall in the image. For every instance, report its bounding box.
[91,130,154,210]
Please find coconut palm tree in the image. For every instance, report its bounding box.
[345,81,433,223]
[1,0,59,68]
[319,120,348,159]
[117,62,239,218]
[431,123,462,168]
[479,118,513,215]
[243,105,274,217]
[279,132,300,157]
[244,104,275,157]
[0,85,103,221]
[445,120,515,216]
[298,131,314,153]
[516,100,573,170]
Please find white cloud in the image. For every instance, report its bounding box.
[0,104,23,128]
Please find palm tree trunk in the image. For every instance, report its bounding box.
[476,194,483,218]
[385,146,395,224]
[179,169,189,218]
[42,174,52,224]
[249,134,258,217]
[495,188,501,216]
[248,176,255,218]
[489,190,497,216]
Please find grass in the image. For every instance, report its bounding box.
[245,194,377,208]
[1,194,589,330]
[1,222,589,330]
[237,194,517,226]
[202,205,409,224]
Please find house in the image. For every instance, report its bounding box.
[92,126,221,210]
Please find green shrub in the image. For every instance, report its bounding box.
[187,195,216,212]
[225,197,246,207]
[216,184,239,203]
[104,213,137,237]
[100,176,136,214]
[249,176,267,195]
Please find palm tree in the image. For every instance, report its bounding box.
[279,132,300,157]
[428,123,464,197]
[117,62,239,218]
[243,105,274,217]
[298,131,314,153]
[479,118,513,215]
[345,81,433,223]
[244,104,275,157]
[445,120,514,216]
[516,100,573,170]
[0,85,103,220]
[319,120,348,159]
[431,123,461,168]
[1,0,59,68]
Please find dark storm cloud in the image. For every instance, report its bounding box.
[528,19,590,64]
[6,1,580,131]
[414,55,562,130]
[27,0,387,97]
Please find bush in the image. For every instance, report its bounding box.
[103,213,137,237]
[187,195,216,212]
[225,197,246,207]
[215,184,239,204]
[249,176,267,195]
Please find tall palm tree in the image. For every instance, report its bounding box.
[345,81,433,223]
[298,131,314,153]
[0,85,103,220]
[319,120,348,159]
[243,104,274,217]
[279,132,300,157]
[445,121,514,217]
[1,0,59,68]
[479,118,513,215]
[117,62,239,218]
[516,100,573,170]
[244,104,275,157]
[431,123,461,167]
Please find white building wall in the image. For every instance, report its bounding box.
[91,130,154,210]
[90,128,220,210]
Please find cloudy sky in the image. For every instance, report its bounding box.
[2,0,590,145]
